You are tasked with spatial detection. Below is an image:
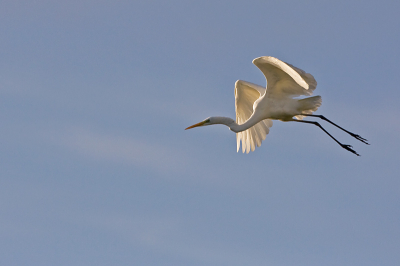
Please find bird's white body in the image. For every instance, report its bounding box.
[252,96,300,121]
[232,57,321,153]
[186,56,367,156]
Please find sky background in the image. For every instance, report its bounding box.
[1,1,399,265]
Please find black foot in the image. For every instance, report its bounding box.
[341,144,360,156]
[349,133,369,145]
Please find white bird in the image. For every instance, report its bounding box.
[186,56,368,156]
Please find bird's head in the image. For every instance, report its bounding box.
[185,117,212,130]
[185,117,235,130]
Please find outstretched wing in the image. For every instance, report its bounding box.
[253,56,317,98]
[235,80,273,153]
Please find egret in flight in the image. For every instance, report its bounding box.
[185,56,368,156]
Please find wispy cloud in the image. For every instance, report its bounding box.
[45,125,188,174]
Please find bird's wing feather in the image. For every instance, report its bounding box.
[235,80,273,153]
[253,56,317,98]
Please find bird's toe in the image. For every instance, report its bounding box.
[341,144,360,156]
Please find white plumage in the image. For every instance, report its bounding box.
[235,57,321,153]
[186,56,368,156]
[234,80,274,153]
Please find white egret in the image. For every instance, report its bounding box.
[186,56,368,156]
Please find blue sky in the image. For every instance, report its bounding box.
[1,1,399,265]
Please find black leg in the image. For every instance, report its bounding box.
[300,114,369,145]
[291,119,360,156]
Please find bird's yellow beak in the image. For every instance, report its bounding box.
[185,121,206,130]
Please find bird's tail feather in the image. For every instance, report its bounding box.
[295,96,322,120]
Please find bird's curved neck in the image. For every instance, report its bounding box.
[228,114,261,133]
[210,115,259,133]
[210,115,261,133]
